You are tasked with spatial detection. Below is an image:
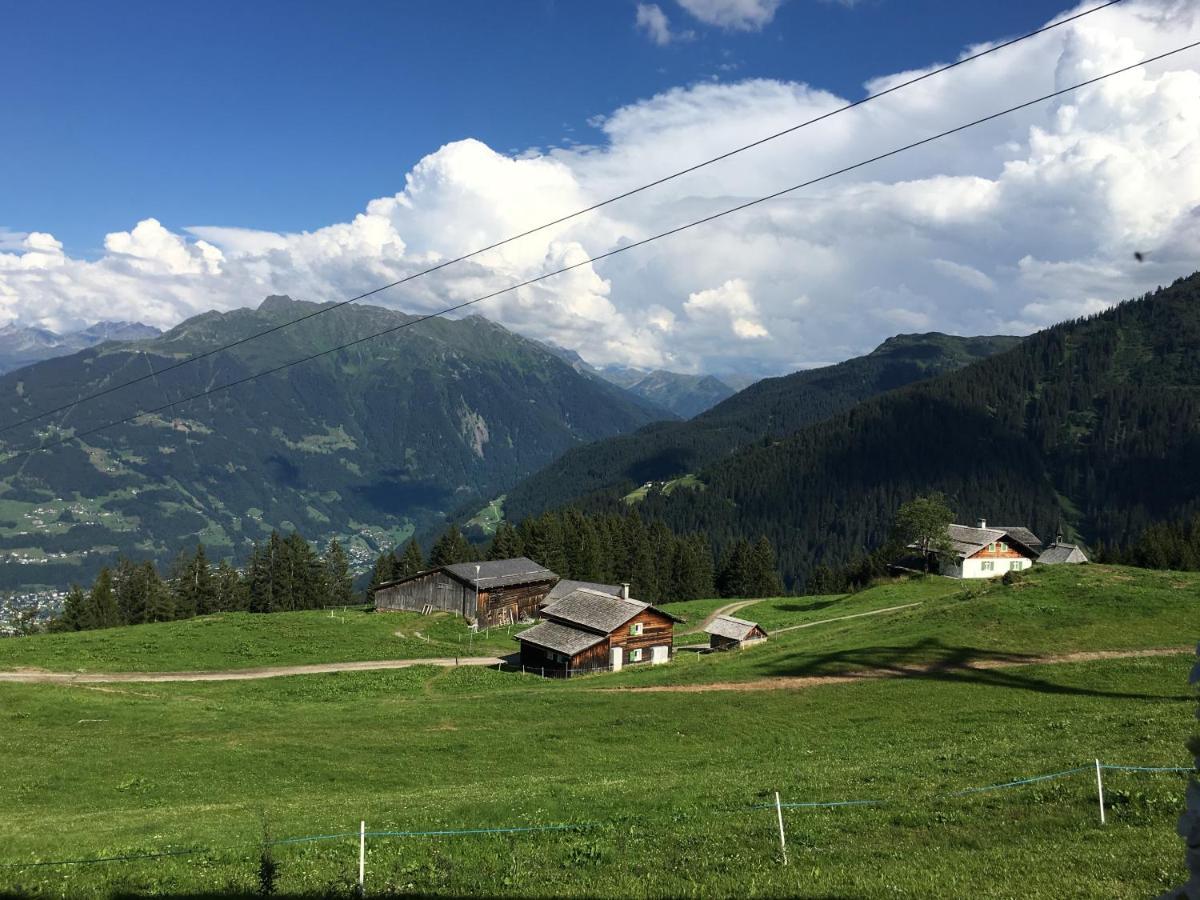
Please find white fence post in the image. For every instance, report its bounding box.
[775,791,789,866]
[359,820,366,895]
[1094,760,1106,825]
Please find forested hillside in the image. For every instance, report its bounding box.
[506,332,1021,520]
[630,274,1200,588]
[0,297,666,592]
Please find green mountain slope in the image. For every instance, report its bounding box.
[505,331,1021,521]
[0,297,666,591]
[633,273,1200,587]
[598,367,736,418]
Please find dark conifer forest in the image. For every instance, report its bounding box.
[509,274,1200,589]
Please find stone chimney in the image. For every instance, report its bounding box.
[977,518,987,529]
[621,583,630,600]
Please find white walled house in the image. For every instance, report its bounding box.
[917,520,1044,579]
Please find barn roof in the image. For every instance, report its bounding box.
[705,614,764,641]
[541,588,680,634]
[1037,542,1088,564]
[543,579,624,605]
[514,620,607,656]
[371,557,557,593]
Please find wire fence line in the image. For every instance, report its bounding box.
[761,761,1195,811]
[1,762,1192,872]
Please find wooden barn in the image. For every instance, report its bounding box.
[514,586,679,676]
[705,614,768,651]
[374,557,557,628]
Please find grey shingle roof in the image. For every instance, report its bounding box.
[541,588,647,633]
[920,524,1042,559]
[514,620,607,656]
[441,557,557,589]
[1037,542,1088,564]
[705,615,764,641]
[543,579,624,605]
[992,527,1044,553]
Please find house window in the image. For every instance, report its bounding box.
[981,561,995,572]
[630,648,643,662]
[630,622,643,636]
[1010,560,1023,571]
[987,543,995,552]
[998,542,1008,552]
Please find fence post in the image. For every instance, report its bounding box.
[1095,759,1106,825]
[358,820,366,895]
[775,791,789,866]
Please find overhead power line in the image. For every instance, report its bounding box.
[0,0,1127,436]
[8,37,1196,461]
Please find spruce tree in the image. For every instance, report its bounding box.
[86,567,120,629]
[325,539,354,607]
[717,540,754,598]
[143,562,175,622]
[748,536,784,597]
[113,557,145,625]
[398,540,423,577]
[52,585,88,632]
[366,550,396,602]
[486,522,523,561]
[214,560,249,611]
[429,525,473,567]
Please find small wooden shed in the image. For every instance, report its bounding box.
[515,586,679,676]
[374,557,557,627]
[705,614,768,651]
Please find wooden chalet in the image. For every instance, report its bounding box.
[514,586,679,676]
[374,557,557,627]
[705,614,768,651]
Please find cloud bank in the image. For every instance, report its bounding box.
[2,0,1199,375]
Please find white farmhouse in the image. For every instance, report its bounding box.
[916,519,1045,579]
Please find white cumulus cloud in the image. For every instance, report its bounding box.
[2,0,1199,374]
[675,0,783,31]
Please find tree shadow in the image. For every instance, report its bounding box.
[753,637,1190,701]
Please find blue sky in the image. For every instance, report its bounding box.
[4,0,1069,258]
[2,0,1196,375]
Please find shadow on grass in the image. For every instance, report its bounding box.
[752,637,1190,701]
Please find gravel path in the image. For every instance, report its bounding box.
[0,656,506,684]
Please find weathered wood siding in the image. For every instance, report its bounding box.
[518,639,610,677]
[478,581,554,628]
[609,609,674,663]
[374,571,473,619]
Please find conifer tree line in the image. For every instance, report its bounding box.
[51,532,354,633]
[1096,514,1200,572]
[367,510,784,605]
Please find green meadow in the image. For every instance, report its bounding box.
[0,564,1196,898]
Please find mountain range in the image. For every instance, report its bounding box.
[505,331,1023,522]
[0,297,665,591]
[0,321,162,374]
[538,343,745,418]
[517,274,1200,588]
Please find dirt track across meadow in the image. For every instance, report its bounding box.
[0,656,506,684]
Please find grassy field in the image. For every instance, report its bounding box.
[0,608,529,672]
[0,564,1196,897]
